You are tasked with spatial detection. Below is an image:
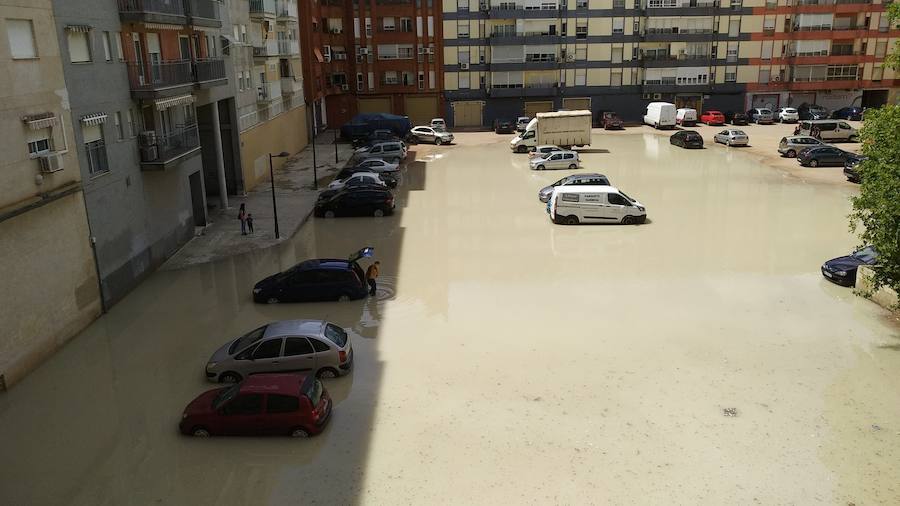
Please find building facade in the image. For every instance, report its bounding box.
[299,0,445,128]
[50,0,242,307]
[0,2,102,389]
[442,0,899,126]
[233,0,309,190]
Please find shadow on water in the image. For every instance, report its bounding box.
[0,149,429,505]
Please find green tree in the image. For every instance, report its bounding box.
[849,4,900,300]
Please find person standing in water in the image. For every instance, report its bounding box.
[238,203,247,235]
[246,213,254,234]
[365,261,380,296]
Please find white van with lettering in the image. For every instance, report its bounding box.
[548,186,647,225]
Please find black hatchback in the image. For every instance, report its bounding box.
[314,186,395,218]
[725,111,749,125]
[797,146,850,167]
[494,119,515,134]
[253,247,374,303]
[670,130,704,149]
[831,107,863,121]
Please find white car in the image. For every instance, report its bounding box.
[327,171,386,190]
[410,126,454,145]
[713,129,749,146]
[353,158,400,173]
[430,118,446,129]
[776,107,799,123]
[529,150,580,171]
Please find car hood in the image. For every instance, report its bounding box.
[825,255,866,271]
[539,185,554,196]
[254,272,284,291]
[209,340,236,364]
[184,389,223,417]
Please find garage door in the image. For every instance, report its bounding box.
[358,97,392,114]
[525,101,554,117]
[453,101,483,127]
[404,96,439,126]
[788,92,816,107]
[562,98,590,111]
[752,94,779,110]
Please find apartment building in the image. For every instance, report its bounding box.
[442,0,898,126]
[0,2,102,389]
[299,0,444,128]
[50,0,242,307]
[230,0,308,190]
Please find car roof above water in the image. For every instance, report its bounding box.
[555,184,620,194]
[265,319,327,338]
[240,373,313,395]
[292,258,354,271]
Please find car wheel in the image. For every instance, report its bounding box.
[849,135,858,142]
[809,159,819,167]
[266,297,279,304]
[192,427,210,437]
[338,293,351,302]
[324,210,336,219]
[786,149,796,158]
[564,215,579,225]
[290,428,310,438]
[537,164,545,171]
[219,371,243,384]
[434,137,442,145]
[373,208,385,217]
[517,145,528,153]
[622,216,634,225]
[568,164,577,170]
[317,368,339,379]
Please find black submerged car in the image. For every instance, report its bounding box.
[724,111,749,125]
[494,119,516,134]
[797,146,851,167]
[831,106,864,121]
[670,130,704,149]
[843,154,866,183]
[798,103,829,120]
[253,248,374,303]
[314,186,395,218]
[821,246,878,287]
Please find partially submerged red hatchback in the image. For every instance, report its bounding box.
[179,373,331,438]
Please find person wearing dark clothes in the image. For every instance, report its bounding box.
[238,203,247,235]
[246,213,254,234]
[365,261,380,296]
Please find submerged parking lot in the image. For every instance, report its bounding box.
[2,130,900,505]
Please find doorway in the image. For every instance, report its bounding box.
[179,36,191,61]
[189,171,207,226]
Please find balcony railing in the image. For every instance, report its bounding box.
[277,40,299,55]
[645,27,715,34]
[276,0,297,18]
[127,60,193,92]
[141,124,200,167]
[250,0,277,16]
[118,0,186,17]
[186,0,220,24]
[253,39,279,57]
[795,0,870,4]
[194,58,226,83]
[257,81,281,102]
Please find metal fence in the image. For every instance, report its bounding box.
[152,124,200,163]
[117,0,186,15]
[194,58,226,83]
[127,60,193,91]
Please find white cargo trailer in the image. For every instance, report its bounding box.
[510,110,592,153]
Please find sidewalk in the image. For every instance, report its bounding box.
[163,133,355,270]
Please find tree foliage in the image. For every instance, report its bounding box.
[849,5,900,299]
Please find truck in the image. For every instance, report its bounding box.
[510,110,592,153]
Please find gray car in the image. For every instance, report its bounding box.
[713,129,749,147]
[778,135,825,157]
[205,320,353,383]
[529,150,580,171]
[410,126,454,145]
[353,140,407,162]
[538,173,612,203]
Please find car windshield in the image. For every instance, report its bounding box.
[213,384,241,410]
[619,191,636,203]
[853,246,877,263]
[551,177,568,187]
[323,323,348,347]
[732,130,746,136]
[302,377,324,406]
[229,325,267,354]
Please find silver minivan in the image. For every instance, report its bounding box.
[354,141,407,161]
[797,120,859,142]
[205,320,353,383]
[529,150,580,171]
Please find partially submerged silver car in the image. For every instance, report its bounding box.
[538,173,611,203]
[205,320,353,383]
[713,129,749,147]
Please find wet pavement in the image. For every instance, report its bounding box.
[2,132,900,505]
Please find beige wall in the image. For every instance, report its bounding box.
[239,104,310,191]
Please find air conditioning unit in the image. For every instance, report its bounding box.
[335,53,347,60]
[138,130,157,147]
[358,48,370,55]
[38,153,64,173]
[566,54,575,62]
[653,93,662,100]
[341,84,350,91]
[460,62,470,70]
[331,28,341,34]
[324,55,331,62]
[772,74,781,82]
[425,48,434,54]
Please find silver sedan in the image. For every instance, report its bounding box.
[713,129,749,147]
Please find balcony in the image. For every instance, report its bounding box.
[186,0,221,27]
[276,0,297,21]
[127,60,194,98]
[194,58,227,87]
[642,28,716,41]
[253,39,280,58]
[250,0,277,18]
[487,5,560,19]
[641,53,712,66]
[281,75,303,95]
[139,124,201,171]
[117,0,188,25]
[277,40,299,56]
[257,81,282,103]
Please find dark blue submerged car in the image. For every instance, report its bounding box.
[253,248,374,303]
[821,246,878,287]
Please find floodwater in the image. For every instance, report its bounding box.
[2,132,900,505]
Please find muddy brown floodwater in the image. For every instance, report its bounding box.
[2,132,900,505]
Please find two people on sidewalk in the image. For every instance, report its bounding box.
[238,203,254,235]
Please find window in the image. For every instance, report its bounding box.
[384,70,398,84]
[611,71,622,87]
[7,19,37,59]
[758,68,770,83]
[429,70,435,89]
[725,71,736,82]
[575,68,586,86]
[400,18,413,32]
[458,49,470,64]
[365,17,372,37]
[761,40,773,60]
[27,137,52,157]
[102,32,112,61]
[252,339,283,359]
[402,71,414,85]
[459,72,470,88]
[608,193,628,206]
[613,0,625,7]
[357,72,364,91]
[83,124,108,175]
[872,66,883,81]
[576,45,586,61]
[127,109,137,137]
[382,17,395,31]
[428,16,434,37]
[223,394,263,415]
[728,19,740,37]
[612,18,624,35]
[114,112,124,140]
[309,338,331,353]
[561,193,580,202]
[826,64,858,80]
[266,394,300,413]
[115,32,124,60]
[875,41,887,58]
[67,30,92,63]
[611,47,623,64]
[418,71,425,89]
[763,17,776,34]
[730,0,742,10]
[368,71,375,90]
[457,21,470,38]
[283,337,314,356]
[576,0,588,7]
[576,22,587,40]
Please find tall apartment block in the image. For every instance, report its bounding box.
[1,2,102,389]
[299,0,445,128]
[50,0,242,307]
[441,0,899,126]
[231,0,308,190]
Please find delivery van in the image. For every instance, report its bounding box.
[510,110,592,153]
[548,186,647,225]
[643,102,676,129]
[675,108,697,127]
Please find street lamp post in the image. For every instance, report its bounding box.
[334,128,339,163]
[268,151,290,239]
[311,125,318,190]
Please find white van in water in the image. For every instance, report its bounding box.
[548,186,647,225]
[675,108,697,127]
[643,102,676,129]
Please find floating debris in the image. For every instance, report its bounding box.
[723,408,738,417]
